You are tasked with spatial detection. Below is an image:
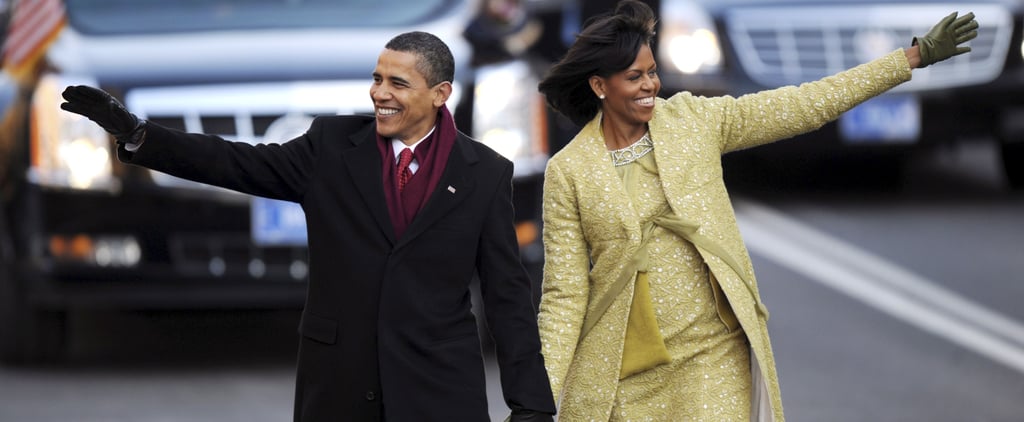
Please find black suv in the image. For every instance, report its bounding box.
[0,0,554,362]
[646,0,1023,187]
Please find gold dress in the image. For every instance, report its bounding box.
[609,140,750,421]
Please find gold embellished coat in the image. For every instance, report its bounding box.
[538,49,913,421]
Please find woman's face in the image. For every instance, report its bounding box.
[593,44,661,127]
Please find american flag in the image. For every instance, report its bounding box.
[1,0,66,82]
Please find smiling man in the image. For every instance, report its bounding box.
[59,31,556,422]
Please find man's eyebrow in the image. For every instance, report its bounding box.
[371,73,415,86]
[390,76,413,86]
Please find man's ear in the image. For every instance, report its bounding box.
[433,81,453,108]
[589,75,605,99]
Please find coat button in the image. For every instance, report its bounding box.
[365,391,376,401]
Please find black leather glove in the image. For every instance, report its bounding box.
[507,409,554,422]
[60,85,145,144]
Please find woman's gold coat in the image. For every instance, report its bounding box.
[538,49,913,421]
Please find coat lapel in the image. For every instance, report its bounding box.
[576,115,642,236]
[341,124,397,245]
[647,102,769,320]
[395,135,476,249]
[648,105,703,208]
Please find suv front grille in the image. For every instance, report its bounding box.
[725,4,1013,91]
[170,233,308,281]
[146,113,293,142]
[124,81,375,189]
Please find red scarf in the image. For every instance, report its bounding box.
[378,105,457,239]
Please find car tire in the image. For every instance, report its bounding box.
[0,202,67,364]
[1000,140,1024,190]
[0,269,68,363]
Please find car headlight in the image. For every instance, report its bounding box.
[29,74,115,190]
[472,61,548,177]
[658,1,722,75]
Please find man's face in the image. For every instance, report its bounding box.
[370,49,448,143]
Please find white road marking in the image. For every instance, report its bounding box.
[734,199,1024,375]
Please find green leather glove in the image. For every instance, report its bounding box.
[60,85,146,145]
[913,11,979,67]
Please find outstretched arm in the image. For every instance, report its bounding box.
[60,85,316,202]
[707,10,978,153]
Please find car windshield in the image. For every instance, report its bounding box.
[64,0,458,35]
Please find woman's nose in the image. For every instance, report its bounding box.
[641,75,655,91]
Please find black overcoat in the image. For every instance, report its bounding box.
[119,115,555,421]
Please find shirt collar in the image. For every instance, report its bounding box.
[391,127,435,161]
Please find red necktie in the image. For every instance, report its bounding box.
[397,148,414,191]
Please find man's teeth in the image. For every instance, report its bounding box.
[377,108,399,116]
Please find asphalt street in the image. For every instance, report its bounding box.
[1,141,1023,421]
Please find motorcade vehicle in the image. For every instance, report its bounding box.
[0,0,554,362]
[650,0,1024,187]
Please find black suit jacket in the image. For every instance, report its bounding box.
[120,115,555,421]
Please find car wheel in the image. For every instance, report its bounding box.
[0,206,67,364]
[1000,140,1024,190]
[0,271,68,363]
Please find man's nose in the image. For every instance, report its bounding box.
[371,85,391,100]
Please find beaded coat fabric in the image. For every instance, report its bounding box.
[538,49,912,422]
[612,151,752,420]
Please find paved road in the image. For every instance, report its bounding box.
[2,142,1023,421]
[725,141,1024,421]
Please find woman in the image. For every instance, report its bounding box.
[535,1,977,421]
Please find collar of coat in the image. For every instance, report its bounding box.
[569,100,769,319]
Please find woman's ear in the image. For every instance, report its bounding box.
[589,75,605,100]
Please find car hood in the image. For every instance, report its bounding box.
[48,15,473,87]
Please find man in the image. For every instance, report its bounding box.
[60,31,556,422]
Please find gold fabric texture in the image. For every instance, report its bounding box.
[611,154,671,381]
[617,149,750,418]
[619,269,671,379]
[538,49,912,421]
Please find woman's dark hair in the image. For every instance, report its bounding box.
[538,0,657,126]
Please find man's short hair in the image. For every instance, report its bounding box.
[384,31,455,87]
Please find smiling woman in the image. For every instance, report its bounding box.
[534,1,977,420]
